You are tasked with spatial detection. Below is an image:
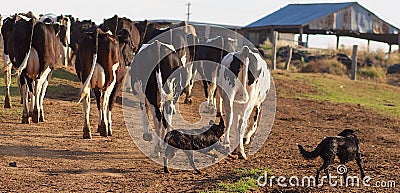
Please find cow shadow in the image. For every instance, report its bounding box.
[0,145,127,160]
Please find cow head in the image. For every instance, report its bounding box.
[117,29,135,66]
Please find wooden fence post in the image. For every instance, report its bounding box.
[285,46,292,70]
[271,31,278,70]
[351,45,358,80]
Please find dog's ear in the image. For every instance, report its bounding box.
[219,117,224,128]
[338,129,355,136]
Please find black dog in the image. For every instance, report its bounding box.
[163,117,226,174]
[298,129,365,183]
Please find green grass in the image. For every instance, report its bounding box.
[274,71,400,118]
[200,168,271,193]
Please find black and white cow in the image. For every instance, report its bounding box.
[6,14,61,123]
[217,46,271,160]
[131,40,187,157]
[187,36,237,113]
[39,13,72,66]
[1,14,17,108]
[141,23,194,104]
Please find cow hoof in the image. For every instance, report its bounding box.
[22,115,30,124]
[150,151,161,158]
[99,123,108,137]
[83,127,92,139]
[239,154,248,160]
[4,94,12,108]
[244,137,251,145]
[83,132,92,139]
[32,110,39,123]
[39,114,45,122]
[164,168,170,173]
[184,98,192,105]
[143,133,153,141]
[107,125,112,136]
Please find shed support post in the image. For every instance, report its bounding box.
[336,35,340,51]
[306,34,309,48]
[298,27,303,46]
[351,45,358,81]
[285,46,293,70]
[367,40,370,53]
[398,34,400,53]
[271,30,278,70]
[388,44,392,57]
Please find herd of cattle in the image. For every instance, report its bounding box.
[1,12,271,160]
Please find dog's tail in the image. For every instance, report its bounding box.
[297,143,322,159]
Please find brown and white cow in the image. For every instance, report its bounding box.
[76,27,130,139]
[69,19,96,65]
[100,15,140,57]
[6,14,61,123]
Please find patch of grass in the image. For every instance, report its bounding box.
[51,67,80,82]
[274,72,400,118]
[300,58,347,76]
[200,168,271,193]
[357,66,386,81]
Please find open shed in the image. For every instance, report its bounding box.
[244,2,400,50]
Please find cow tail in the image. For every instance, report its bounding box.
[154,40,163,97]
[235,46,250,104]
[13,19,35,76]
[78,29,99,103]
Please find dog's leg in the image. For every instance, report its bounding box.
[163,157,169,173]
[199,149,218,159]
[356,153,365,179]
[185,151,201,174]
[164,145,177,173]
[323,164,330,185]
[316,162,329,185]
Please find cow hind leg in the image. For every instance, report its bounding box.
[21,82,30,124]
[149,104,162,157]
[82,94,92,139]
[4,64,12,108]
[94,89,102,132]
[32,67,51,123]
[39,79,49,122]
[107,109,112,136]
[32,80,41,123]
[244,105,262,145]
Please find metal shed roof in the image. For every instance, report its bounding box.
[246,2,354,28]
[245,2,400,45]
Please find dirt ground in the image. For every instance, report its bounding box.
[0,67,399,192]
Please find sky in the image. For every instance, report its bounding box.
[1,0,399,51]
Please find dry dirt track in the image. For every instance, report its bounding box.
[0,68,399,192]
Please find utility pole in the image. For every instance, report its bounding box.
[186,1,191,22]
